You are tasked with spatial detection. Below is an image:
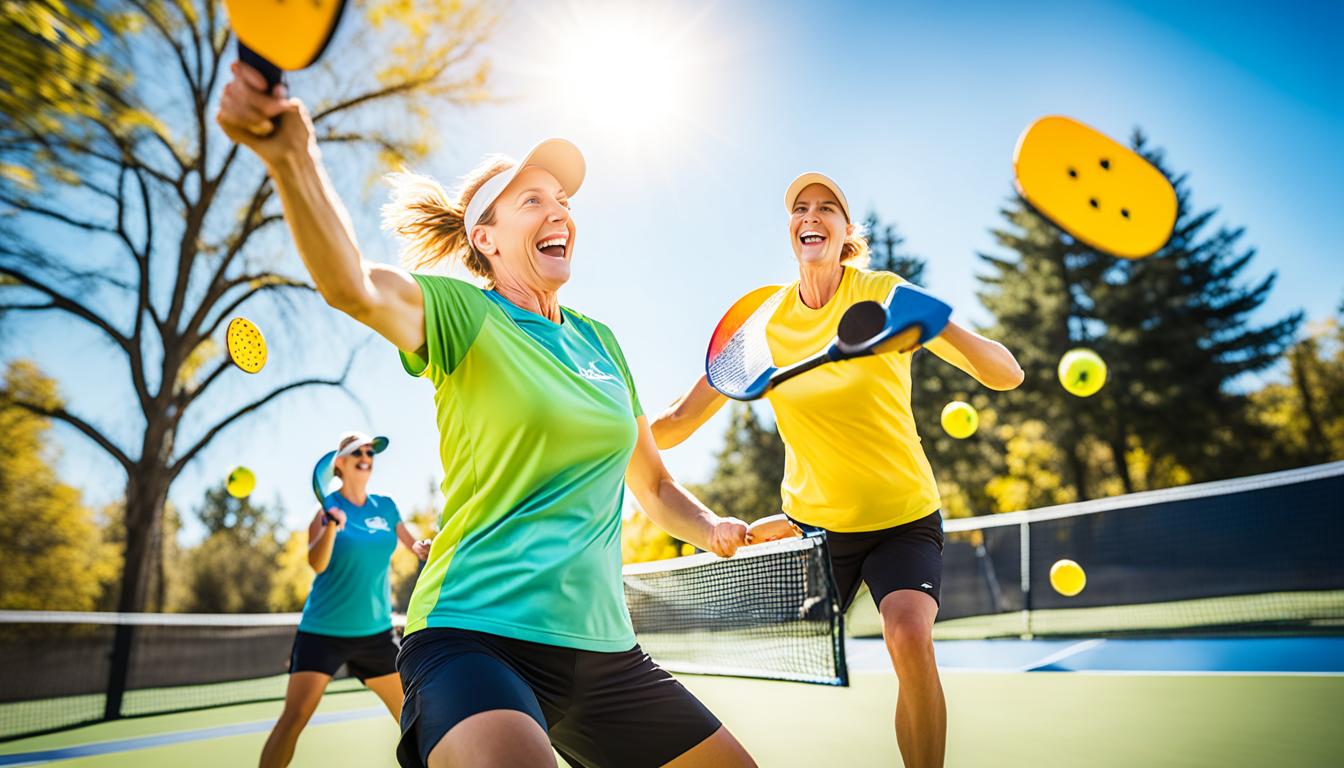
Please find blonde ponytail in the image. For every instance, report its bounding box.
[840,221,870,269]
[381,156,514,283]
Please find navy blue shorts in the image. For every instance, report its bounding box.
[395,628,722,768]
[811,509,945,612]
[289,628,400,681]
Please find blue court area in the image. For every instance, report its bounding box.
[3,635,1341,767]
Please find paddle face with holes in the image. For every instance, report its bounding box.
[223,0,348,87]
[226,317,267,374]
[1014,115,1177,259]
[706,282,952,401]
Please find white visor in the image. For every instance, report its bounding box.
[463,138,586,233]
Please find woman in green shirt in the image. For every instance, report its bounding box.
[218,61,754,768]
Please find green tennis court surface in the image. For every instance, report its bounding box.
[4,660,1341,767]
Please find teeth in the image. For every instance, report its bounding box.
[537,237,568,250]
[800,230,826,244]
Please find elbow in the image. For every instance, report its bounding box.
[322,283,371,318]
[993,364,1026,391]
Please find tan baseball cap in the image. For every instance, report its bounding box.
[785,172,851,222]
[465,139,586,230]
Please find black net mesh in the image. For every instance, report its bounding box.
[623,533,847,686]
[0,614,371,741]
[927,462,1344,639]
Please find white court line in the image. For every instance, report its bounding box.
[1021,639,1106,671]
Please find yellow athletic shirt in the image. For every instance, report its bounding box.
[763,266,941,532]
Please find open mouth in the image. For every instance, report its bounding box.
[536,234,568,259]
[355,461,371,471]
[799,229,827,247]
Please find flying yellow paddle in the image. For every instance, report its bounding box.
[1014,116,1177,259]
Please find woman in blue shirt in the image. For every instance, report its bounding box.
[259,431,432,768]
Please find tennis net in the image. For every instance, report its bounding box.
[623,531,847,687]
[851,461,1344,639]
[0,611,382,741]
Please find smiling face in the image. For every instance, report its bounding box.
[789,183,852,267]
[335,444,375,482]
[470,165,576,292]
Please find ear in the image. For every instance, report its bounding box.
[470,224,496,256]
[845,221,856,238]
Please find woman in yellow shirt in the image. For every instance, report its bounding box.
[652,173,1023,768]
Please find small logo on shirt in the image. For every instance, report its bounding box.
[365,516,391,533]
[578,361,617,383]
[921,582,934,590]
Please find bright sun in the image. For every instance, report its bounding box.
[529,2,717,149]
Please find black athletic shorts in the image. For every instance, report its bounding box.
[809,509,945,612]
[289,628,400,681]
[395,627,722,768]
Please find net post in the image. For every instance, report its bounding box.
[103,622,134,720]
[1019,520,1033,639]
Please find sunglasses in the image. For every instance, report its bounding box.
[347,448,376,459]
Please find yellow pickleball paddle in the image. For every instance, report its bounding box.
[1014,116,1177,259]
[226,317,268,374]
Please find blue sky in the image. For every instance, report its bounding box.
[6,0,1342,540]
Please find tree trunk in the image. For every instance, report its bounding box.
[105,412,175,719]
[1109,420,1134,494]
[1291,346,1330,463]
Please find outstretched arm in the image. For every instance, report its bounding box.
[924,321,1024,391]
[215,62,425,354]
[649,374,729,449]
[626,416,747,557]
[396,521,432,560]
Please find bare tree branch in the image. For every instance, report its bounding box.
[169,352,359,478]
[0,194,118,234]
[1,396,134,471]
[201,274,315,341]
[183,175,277,339]
[0,264,130,352]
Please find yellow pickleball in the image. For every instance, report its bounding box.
[1058,348,1107,397]
[1014,116,1177,259]
[940,401,979,439]
[226,466,256,498]
[1050,559,1087,597]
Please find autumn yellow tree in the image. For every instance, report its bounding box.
[0,1,496,615]
[0,360,118,610]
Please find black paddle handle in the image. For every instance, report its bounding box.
[237,41,285,91]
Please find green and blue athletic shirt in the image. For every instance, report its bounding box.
[400,275,643,652]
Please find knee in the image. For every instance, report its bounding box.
[882,610,934,660]
[274,705,315,735]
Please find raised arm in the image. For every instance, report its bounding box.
[649,374,728,449]
[626,416,747,557]
[215,63,425,354]
[924,321,1025,391]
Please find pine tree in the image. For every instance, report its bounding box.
[689,404,786,523]
[976,130,1302,497]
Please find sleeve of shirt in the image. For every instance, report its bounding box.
[383,496,402,524]
[398,274,490,378]
[590,321,644,419]
[862,267,906,302]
